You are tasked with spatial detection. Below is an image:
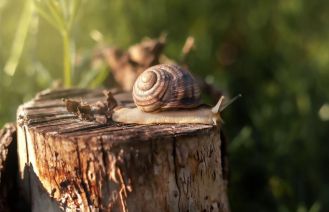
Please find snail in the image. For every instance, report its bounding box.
[111,64,240,125]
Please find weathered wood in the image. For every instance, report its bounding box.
[17,88,229,211]
[0,123,17,212]
[0,124,16,182]
[0,123,28,211]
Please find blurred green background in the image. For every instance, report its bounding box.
[1,0,329,211]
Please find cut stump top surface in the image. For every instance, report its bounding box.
[18,88,215,143]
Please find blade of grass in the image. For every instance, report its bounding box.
[45,0,66,32]
[59,0,69,21]
[0,0,9,23]
[4,0,33,76]
[78,64,109,88]
[78,67,99,88]
[32,0,82,87]
[68,0,82,29]
[89,66,109,88]
[62,31,72,87]
[34,3,61,31]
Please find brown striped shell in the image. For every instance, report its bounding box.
[132,64,201,112]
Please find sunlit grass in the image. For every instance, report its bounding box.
[33,0,83,87]
[3,0,33,76]
[3,0,82,87]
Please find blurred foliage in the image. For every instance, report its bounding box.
[1,0,329,211]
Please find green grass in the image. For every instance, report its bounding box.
[33,0,83,87]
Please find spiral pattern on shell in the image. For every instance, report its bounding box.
[133,64,201,112]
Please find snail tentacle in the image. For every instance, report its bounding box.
[211,96,225,114]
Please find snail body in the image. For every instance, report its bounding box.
[112,99,223,125]
[111,64,234,125]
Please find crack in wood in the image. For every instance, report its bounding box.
[100,137,110,206]
[23,126,32,206]
[75,140,93,209]
[172,137,181,212]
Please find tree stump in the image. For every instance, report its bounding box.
[0,123,22,211]
[17,88,229,212]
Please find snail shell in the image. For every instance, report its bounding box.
[132,64,201,112]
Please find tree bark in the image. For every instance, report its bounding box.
[0,123,28,211]
[0,123,17,211]
[17,88,229,212]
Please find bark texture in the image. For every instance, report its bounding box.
[0,123,28,211]
[17,88,229,211]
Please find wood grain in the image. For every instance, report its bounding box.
[17,88,229,211]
